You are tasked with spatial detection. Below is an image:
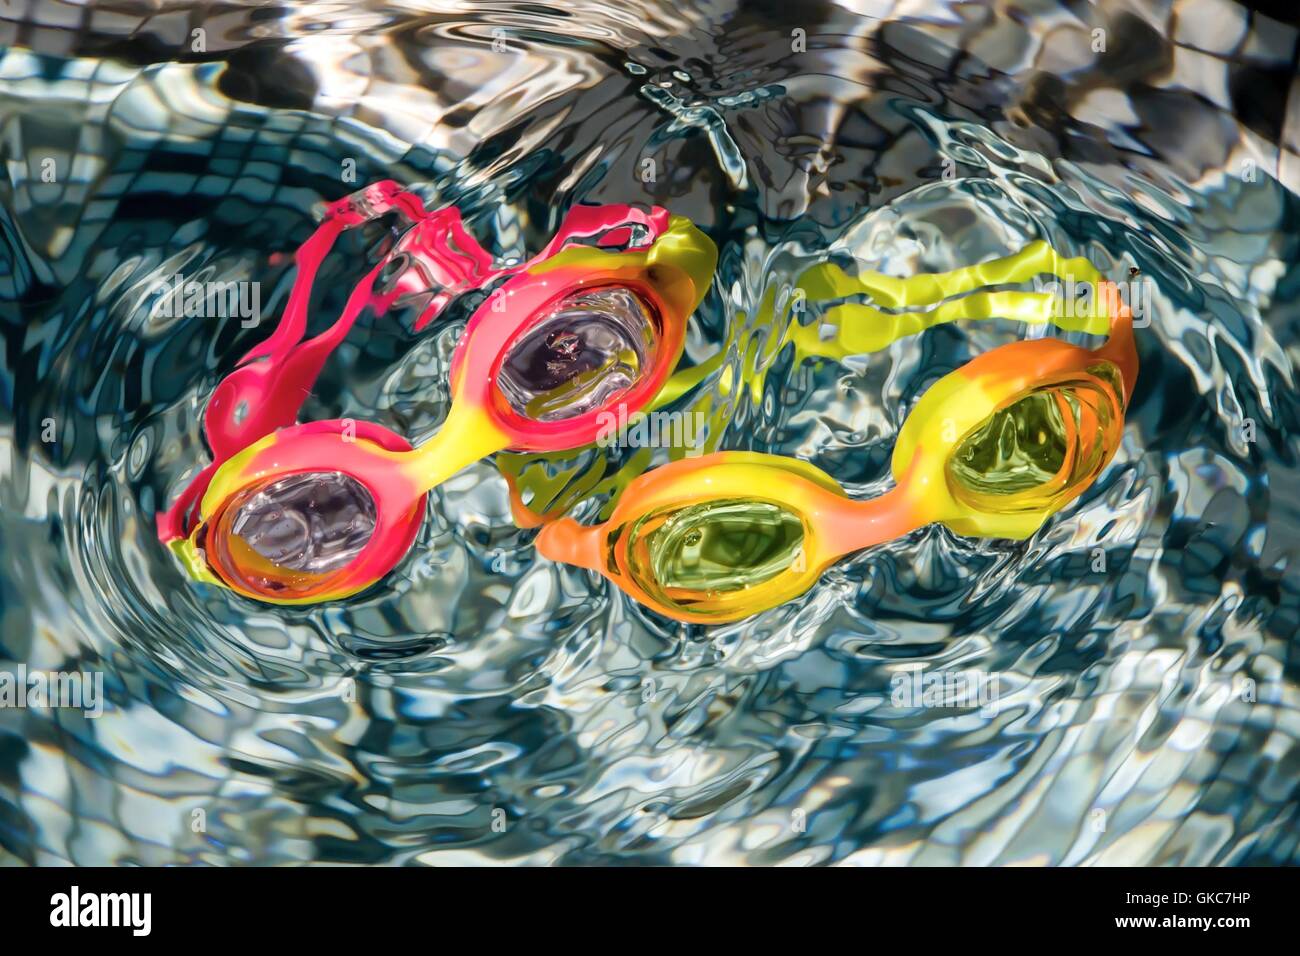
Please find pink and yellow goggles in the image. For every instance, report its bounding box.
[164,186,716,604]
[535,281,1138,623]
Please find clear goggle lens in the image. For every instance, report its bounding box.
[206,471,377,596]
[496,286,659,422]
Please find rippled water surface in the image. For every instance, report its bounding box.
[3,0,1300,865]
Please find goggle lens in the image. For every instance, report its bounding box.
[497,287,659,422]
[947,362,1123,514]
[626,498,806,610]
[207,471,377,596]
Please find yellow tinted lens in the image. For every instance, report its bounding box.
[623,498,807,613]
[947,365,1122,515]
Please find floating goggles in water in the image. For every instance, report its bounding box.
[160,182,716,603]
[535,280,1138,623]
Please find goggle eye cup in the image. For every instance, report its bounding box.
[190,421,431,604]
[202,471,377,598]
[495,285,662,424]
[945,362,1126,516]
[621,496,813,618]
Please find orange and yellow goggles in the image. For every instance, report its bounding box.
[535,280,1137,623]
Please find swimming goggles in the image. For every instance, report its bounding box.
[534,278,1138,623]
[159,181,717,603]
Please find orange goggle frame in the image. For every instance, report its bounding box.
[535,280,1137,623]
